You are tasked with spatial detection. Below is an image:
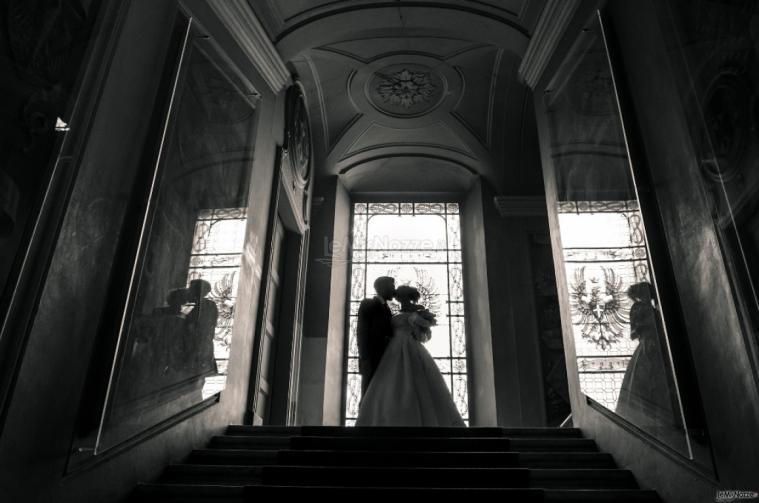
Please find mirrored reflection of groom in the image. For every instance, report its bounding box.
[357,276,395,396]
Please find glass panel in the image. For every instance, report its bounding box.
[543,16,690,456]
[656,1,759,358]
[344,203,468,423]
[97,39,258,451]
[0,1,104,405]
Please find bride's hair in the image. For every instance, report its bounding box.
[395,285,420,304]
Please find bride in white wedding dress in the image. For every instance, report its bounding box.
[356,285,465,427]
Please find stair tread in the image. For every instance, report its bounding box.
[209,435,598,453]
[226,425,584,437]
[135,483,658,497]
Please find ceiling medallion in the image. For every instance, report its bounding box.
[367,63,445,118]
[376,69,436,109]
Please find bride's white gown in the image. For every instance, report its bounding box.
[356,311,465,427]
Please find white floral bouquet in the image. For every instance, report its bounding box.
[408,305,437,342]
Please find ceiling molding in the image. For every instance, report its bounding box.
[339,152,479,175]
[208,0,291,92]
[340,142,477,163]
[304,54,330,150]
[493,196,547,216]
[274,2,531,43]
[517,0,581,89]
[486,48,504,147]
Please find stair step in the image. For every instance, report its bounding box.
[186,449,616,469]
[544,489,661,502]
[133,484,243,502]
[530,469,637,489]
[225,425,583,438]
[161,465,263,485]
[275,449,616,468]
[133,484,660,502]
[209,436,290,449]
[133,484,546,501]
[519,452,616,469]
[282,436,598,452]
[268,465,531,488]
[187,449,279,465]
[259,466,634,489]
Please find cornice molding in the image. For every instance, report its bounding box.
[518,0,582,89]
[494,196,547,217]
[208,0,291,93]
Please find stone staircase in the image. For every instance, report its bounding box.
[131,426,661,502]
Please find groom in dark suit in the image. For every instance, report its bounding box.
[357,276,395,395]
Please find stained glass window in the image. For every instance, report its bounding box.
[344,202,469,425]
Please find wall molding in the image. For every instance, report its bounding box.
[518,0,582,89]
[493,196,547,217]
[208,0,291,93]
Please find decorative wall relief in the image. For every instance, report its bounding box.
[282,83,312,227]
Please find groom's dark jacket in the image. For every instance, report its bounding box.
[356,296,393,393]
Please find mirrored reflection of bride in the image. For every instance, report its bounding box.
[616,282,678,428]
[356,285,465,427]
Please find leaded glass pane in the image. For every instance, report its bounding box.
[352,213,368,249]
[349,317,358,357]
[345,373,362,420]
[452,358,467,374]
[365,250,448,263]
[446,214,462,250]
[368,202,399,214]
[435,359,452,373]
[451,317,466,357]
[449,265,464,301]
[348,358,359,373]
[449,301,465,316]
[453,376,469,416]
[416,202,446,214]
[354,203,368,214]
[350,265,365,301]
[446,203,460,214]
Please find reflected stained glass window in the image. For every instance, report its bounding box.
[542,14,691,459]
[186,208,247,399]
[558,201,646,409]
[344,202,468,425]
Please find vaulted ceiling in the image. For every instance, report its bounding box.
[250,0,546,193]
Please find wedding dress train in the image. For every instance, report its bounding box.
[356,311,465,427]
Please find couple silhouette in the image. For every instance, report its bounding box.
[355,276,464,426]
